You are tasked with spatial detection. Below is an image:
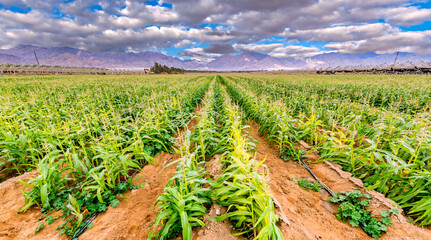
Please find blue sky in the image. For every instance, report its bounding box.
[1,0,431,62]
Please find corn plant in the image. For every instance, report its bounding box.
[153,84,218,240]
[222,75,431,227]
[7,75,211,237]
[210,81,283,239]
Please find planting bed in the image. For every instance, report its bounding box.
[0,74,430,240]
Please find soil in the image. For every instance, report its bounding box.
[247,121,431,240]
[0,113,201,240]
[1,115,431,240]
[195,154,244,240]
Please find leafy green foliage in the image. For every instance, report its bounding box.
[153,131,212,239]
[35,224,44,234]
[296,178,322,192]
[150,61,185,74]
[5,75,210,237]
[221,74,431,227]
[281,147,306,162]
[209,80,282,239]
[330,191,399,238]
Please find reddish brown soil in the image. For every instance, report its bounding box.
[80,115,202,240]
[0,113,200,240]
[0,170,48,239]
[195,154,244,240]
[195,203,244,240]
[81,151,178,240]
[248,121,431,240]
[1,113,430,240]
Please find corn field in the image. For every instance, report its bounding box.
[0,74,430,239]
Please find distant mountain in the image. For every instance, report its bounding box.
[207,52,275,70]
[0,53,21,64]
[0,45,203,69]
[306,52,431,69]
[1,45,431,70]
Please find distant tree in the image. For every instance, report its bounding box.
[150,62,184,74]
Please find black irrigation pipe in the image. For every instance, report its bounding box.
[72,211,99,238]
[299,158,371,236]
[73,154,176,238]
[73,159,153,239]
[299,158,334,196]
[73,86,208,238]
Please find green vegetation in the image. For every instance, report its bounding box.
[151,62,185,74]
[330,191,399,239]
[152,83,216,240]
[2,73,431,239]
[296,178,322,192]
[209,80,282,239]
[0,75,209,237]
[152,79,281,240]
[221,74,431,227]
[153,131,212,240]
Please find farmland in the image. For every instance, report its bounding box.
[0,74,430,239]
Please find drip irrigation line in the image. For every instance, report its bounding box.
[299,158,371,236]
[72,212,99,238]
[73,159,151,239]
[299,158,333,196]
[162,156,174,167]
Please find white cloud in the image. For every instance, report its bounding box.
[234,43,284,53]
[269,45,326,58]
[179,47,221,62]
[385,7,431,26]
[234,43,325,58]
[325,30,431,54]
[282,23,396,42]
[174,39,194,48]
[0,0,430,57]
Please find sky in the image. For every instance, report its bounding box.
[0,0,431,62]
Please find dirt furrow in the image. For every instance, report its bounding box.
[0,110,201,240]
[248,121,431,240]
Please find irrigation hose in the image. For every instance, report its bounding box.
[162,156,174,167]
[299,158,334,196]
[299,158,370,236]
[72,160,150,239]
[72,212,99,238]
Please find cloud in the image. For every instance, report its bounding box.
[0,0,431,58]
[269,45,326,58]
[171,0,315,24]
[89,26,235,51]
[282,23,396,42]
[203,43,236,54]
[385,6,431,26]
[179,47,221,62]
[234,43,283,53]
[324,30,431,54]
[174,39,194,48]
[0,8,235,52]
[234,43,325,58]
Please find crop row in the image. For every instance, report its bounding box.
[152,79,282,239]
[221,76,431,227]
[243,74,431,115]
[6,75,210,237]
[0,75,204,180]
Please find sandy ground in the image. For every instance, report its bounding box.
[1,118,431,240]
[0,112,201,240]
[194,155,244,240]
[247,121,431,240]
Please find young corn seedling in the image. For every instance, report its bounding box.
[210,82,282,239]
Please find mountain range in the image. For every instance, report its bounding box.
[1,45,431,71]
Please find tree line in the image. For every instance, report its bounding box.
[150,62,185,74]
